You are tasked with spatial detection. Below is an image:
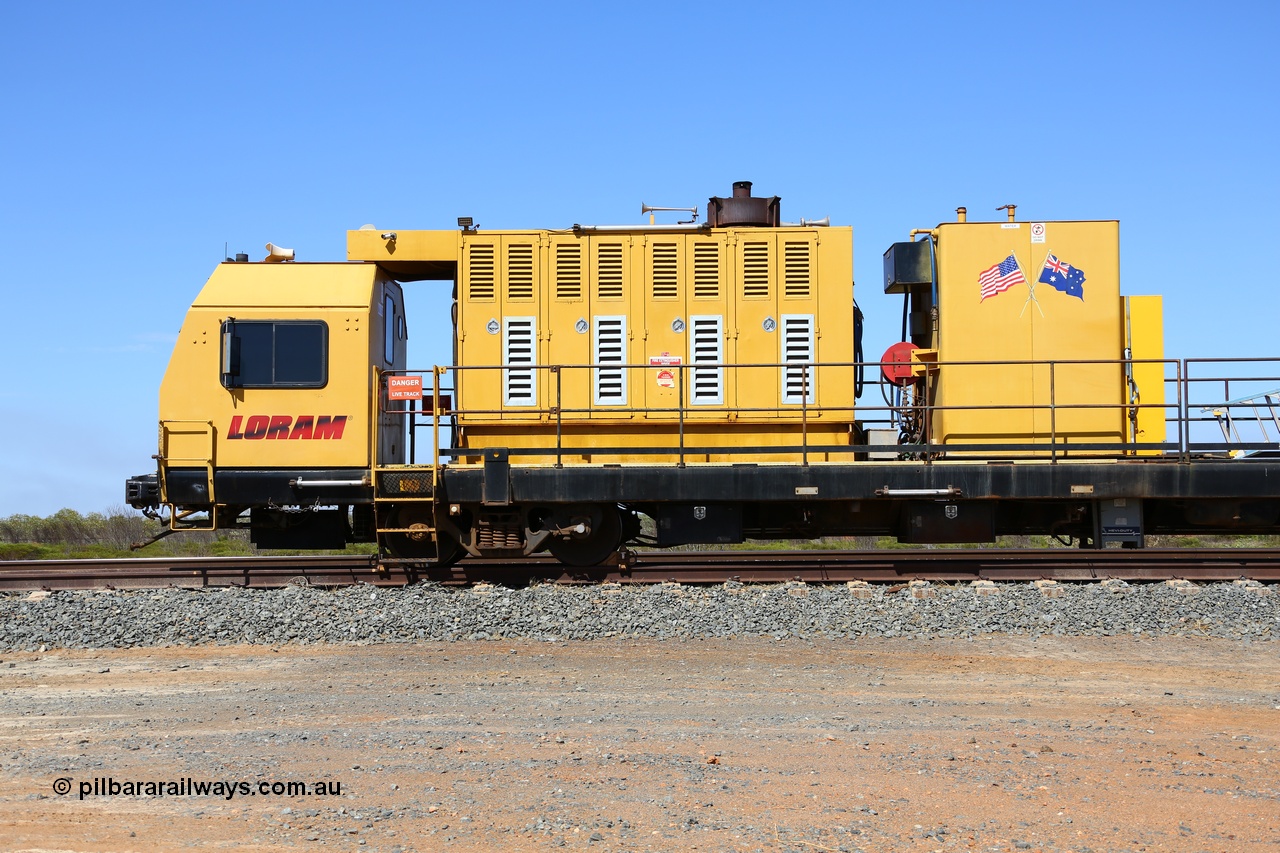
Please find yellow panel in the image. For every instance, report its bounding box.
[732,232,779,416]
[455,237,505,421]
[545,234,590,418]
[1026,221,1123,444]
[454,423,856,464]
[932,220,1125,453]
[501,236,546,419]
[452,225,858,459]
[192,262,379,308]
[934,222,1036,445]
[159,263,382,480]
[1125,295,1166,453]
[642,235,687,415]
[346,228,459,263]
[586,236,636,419]
[810,229,856,422]
[682,235,731,421]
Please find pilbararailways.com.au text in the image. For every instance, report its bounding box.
[52,776,343,801]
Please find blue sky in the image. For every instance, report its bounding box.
[1,2,1276,517]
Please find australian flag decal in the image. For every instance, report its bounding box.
[1039,254,1085,300]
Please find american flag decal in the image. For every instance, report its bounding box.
[979,253,1027,301]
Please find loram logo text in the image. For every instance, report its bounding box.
[227,415,348,440]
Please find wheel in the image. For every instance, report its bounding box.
[547,504,623,568]
[381,504,464,566]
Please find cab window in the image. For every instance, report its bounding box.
[220,320,328,388]
[384,295,396,365]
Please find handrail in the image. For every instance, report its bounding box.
[374,356,1280,464]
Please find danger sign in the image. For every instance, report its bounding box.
[387,375,423,400]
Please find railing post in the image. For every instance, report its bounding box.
[554,366,563,469]
[432,367,441,479]
[1049,361,1057,463]
[1180,359,1189,462]
[369,365,380,497]
[408,394,416,466]
[801,362,809,466]
[678,364,686,469]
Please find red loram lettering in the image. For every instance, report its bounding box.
[226,416,348,440]
[243,415,270,440]
[312,416,347,440]
[266,415,292,439]
[288,416,314,440]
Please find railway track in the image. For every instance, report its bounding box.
[0,548,1278,592]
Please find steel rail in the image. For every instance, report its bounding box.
[0,549,1277,592]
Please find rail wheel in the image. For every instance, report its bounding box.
[381,504,464,566]
[547,504,622,568]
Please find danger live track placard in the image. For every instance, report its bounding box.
[387,376,423,401]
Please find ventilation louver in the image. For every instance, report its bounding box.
[468,243,496,301]
[596,243,624,300]
[507,244,534,301]
[503,317,537,406]
[742,242,770,299]
[593,315,627,406]
[781,314,815,405]
[652,243,678,299]
[690,315,724,405]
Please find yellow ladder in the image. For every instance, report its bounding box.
[158,419,218,530]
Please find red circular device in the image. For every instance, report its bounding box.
[880,341,919,387]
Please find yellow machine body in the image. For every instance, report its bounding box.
[156,262,406,503]
[922,219,1163,454]
[350,225,859,463]
[1124,294,1166,452]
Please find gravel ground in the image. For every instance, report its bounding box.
[1,580,1276,650]
[2,581,1276,852]
[0,637,1276,852]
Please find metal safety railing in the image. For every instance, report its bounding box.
[371,356,1280,472]
[1185,358,1280,456]
[1201,389,1280,447]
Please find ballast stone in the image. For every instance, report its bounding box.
[0,580,1275,650]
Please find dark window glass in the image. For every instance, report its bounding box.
[221,320,327,388]
[236,323,275,386]
[384,295,396,365]
[276,323,326,384]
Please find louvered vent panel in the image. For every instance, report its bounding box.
[468,243,496,301]
[507,244,534,301]
[693,243,720,299]
[503,317,537,406]
[556,244,582,300]
[652,243,679,299]
[781,314,815,405]
[690,315,724,406]
[596,244,624,300]
[742,241,770,299]
[784,241,811,299]
[593,315,627,406]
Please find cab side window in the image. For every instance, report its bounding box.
[220,320,328,388]
[384,295,396,365]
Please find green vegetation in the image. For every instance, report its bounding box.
[0,508,377,560]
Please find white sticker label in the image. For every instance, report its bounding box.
[1031,222,1046,243]
[1000,223,1021,229]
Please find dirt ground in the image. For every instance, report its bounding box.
[0,637,1276,852]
